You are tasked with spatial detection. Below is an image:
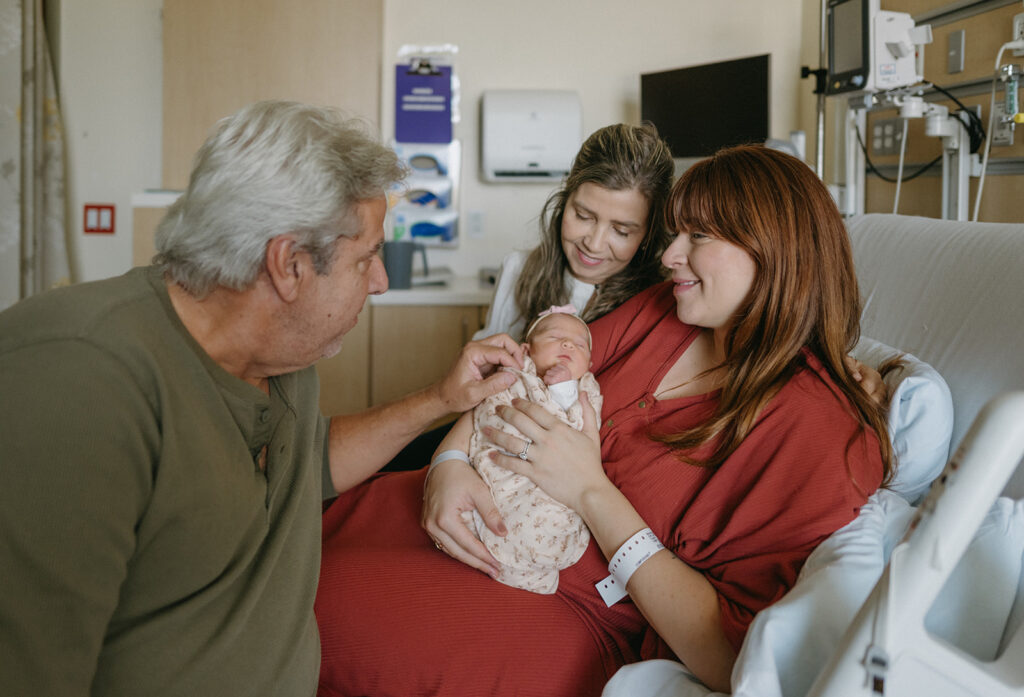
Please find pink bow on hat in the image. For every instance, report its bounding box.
[524,304,591,348]
[537,304,579,319]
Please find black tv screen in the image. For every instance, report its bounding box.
[641,54,770,159]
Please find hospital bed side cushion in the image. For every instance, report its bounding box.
[852,336,954,505]
[924,496,1024,661]
[847,214,1024,496]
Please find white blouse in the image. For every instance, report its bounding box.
[473,250,596,341]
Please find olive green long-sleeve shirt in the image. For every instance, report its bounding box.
[0,267,325,697]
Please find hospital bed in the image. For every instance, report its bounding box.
[604,213,1024,697]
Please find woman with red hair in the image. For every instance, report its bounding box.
[316,145,892,696]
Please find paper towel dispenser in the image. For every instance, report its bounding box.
[480,90,582,182]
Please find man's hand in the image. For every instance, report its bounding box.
[327,334,525,494]
[434,333,526,414]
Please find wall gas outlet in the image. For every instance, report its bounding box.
[992,102,1015,147]
[871,118,903,156]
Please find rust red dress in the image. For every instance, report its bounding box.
[315,282,883,697]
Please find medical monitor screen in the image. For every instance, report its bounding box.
[826,0,870,93]
[640,54,769,159]
[831,0,863,73]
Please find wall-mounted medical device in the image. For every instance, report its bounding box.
[480,89,581,182]
[826,0,931,95]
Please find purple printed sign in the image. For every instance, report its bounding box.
[395,63,453,144]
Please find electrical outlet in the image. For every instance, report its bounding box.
[871,117,903,156]
[1014,12,1024,57]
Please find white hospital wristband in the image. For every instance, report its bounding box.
[595,528,665,607]
[430,449,470,468]
[423,450,471,497]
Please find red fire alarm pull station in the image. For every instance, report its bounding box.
[84,204,115,234]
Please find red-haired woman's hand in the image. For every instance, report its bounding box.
[845,355,888,406]
[484,393,609,514]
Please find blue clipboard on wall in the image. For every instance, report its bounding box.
[395,59,452,144]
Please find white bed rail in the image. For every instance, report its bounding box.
[807,391,1024,697]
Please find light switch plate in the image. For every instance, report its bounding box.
[948,29,965,74]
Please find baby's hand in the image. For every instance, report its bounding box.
[542,362,572,386]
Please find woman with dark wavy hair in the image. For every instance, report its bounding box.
[476,122,675,341]
[316,145,892,696]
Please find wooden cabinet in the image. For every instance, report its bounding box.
[154,0,386,414]
[315,311,372,416]
[369,305,486,407]
[317,303,487,417]
[132,206,164,267]
[150,1,488,418]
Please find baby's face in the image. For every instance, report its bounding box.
[525,314,591,380]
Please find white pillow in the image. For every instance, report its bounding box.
[852,336,954,504]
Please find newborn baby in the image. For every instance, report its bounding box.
[433,306,603,593]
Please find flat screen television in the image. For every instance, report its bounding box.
[640,54,770,160]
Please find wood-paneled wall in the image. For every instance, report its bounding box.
[158,0,384,416]
[162,0,383,190]
[865,1,1024,221]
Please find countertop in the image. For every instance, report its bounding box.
[370,275,494,306]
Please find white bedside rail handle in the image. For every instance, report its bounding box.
[807,391,1024,697]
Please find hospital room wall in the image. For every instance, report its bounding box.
[805,0,1024,222]
[46,0,1022,288]
[47,0,164,284]
[48,0,808,284]
[380,0,809,276]
[864,0,1024,222]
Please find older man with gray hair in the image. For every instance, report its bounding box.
[0,100,523,697]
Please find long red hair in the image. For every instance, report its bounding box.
[658,144,894,485]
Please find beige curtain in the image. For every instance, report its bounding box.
[0,0,68,310]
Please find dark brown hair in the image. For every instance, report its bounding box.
[512,123,674,339]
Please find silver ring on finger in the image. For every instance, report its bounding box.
[518,440,531,461]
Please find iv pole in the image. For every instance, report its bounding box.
[804,0,868,217]
[801,0,830,179]
[806,2,973,220]
[815,0,827,177]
